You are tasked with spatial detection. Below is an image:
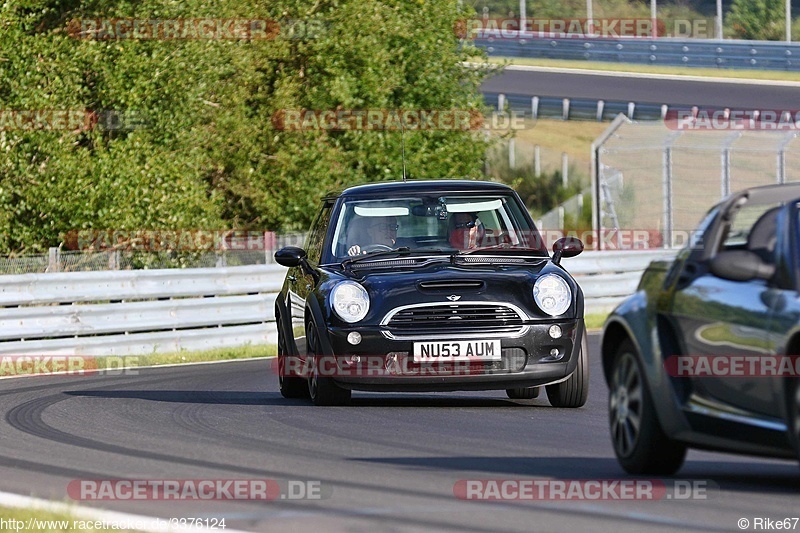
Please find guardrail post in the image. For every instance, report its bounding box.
[534,145,541,177]
[562,98,570,120]
[562,152,569,187]
[596,100,604,121]
[497,93,505,112]
[532,96,539,119]
[508,138,516,169]
[627,102,635,119]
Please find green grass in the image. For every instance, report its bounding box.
[481,56,800,82]
[96,344,276,369]
[585,312,609,331]
[0,345,276,377]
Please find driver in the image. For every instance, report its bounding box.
[347,216,398,256]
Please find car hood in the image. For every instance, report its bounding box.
[320,257,580,322]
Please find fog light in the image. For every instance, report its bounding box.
[548,325,562,339]
[347,331,362,345]
[550,348,559,357]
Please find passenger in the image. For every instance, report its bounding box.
[448,212,484,250]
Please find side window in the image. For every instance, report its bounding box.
[305,202,333,264]
[720,202,781,264]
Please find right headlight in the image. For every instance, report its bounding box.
[330,281,370,323]
[533,274,572,316]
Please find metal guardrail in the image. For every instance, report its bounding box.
[0,265,283,356]
[0,251,675,356]
[484,91,668,121]
[566,249,677,312]
[476,36,800,71]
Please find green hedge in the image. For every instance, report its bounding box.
[0,0,491,254]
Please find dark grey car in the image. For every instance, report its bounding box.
[602,183,800,474]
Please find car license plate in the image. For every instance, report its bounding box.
[413,340,501,363]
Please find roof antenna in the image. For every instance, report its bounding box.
[401,117,407,182]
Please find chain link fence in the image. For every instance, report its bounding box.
[593,115,800,249]
[0,233,307,275]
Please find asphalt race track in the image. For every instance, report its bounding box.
[482,67,800,109]
[0,333,798,532]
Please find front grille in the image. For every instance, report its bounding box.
[383,303,526,337]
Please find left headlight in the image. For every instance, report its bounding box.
[533,274,572,316]
[330,281,370,323]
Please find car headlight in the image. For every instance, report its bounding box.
[330,281,370,323]
[533,274,572,316]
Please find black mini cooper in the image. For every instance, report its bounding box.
[274,180,587,406]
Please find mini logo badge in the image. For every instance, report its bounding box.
[447,295,461,301]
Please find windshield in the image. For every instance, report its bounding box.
[327,193,547,261]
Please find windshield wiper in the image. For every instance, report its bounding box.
[342,248,454,268]
[341,247,411,268]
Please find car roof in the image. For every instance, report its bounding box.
[722,182,800,209]
[323,179,515,200]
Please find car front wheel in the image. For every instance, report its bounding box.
[608,339,686,475]
[306,320,351,406]
[546,329,589,408]
[789,380,800,465]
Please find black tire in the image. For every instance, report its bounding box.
[789,380,800,465]
[306,321,351,406]
[608,339,686,475]
[506,387,540,399]
[277,311,308,399]
[546,329,589,408]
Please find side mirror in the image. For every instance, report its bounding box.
[275,246,307,268]
[710,250,775,282]
[552,237,584,265]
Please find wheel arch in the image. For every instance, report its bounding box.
[304,294,335,356]
[274,297,298,356]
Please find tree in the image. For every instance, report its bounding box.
[727,0,785,40]
[0,0,491,253]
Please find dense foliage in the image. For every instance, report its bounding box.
[0,0,491,253]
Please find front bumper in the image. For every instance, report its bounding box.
[309,319,584,392]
